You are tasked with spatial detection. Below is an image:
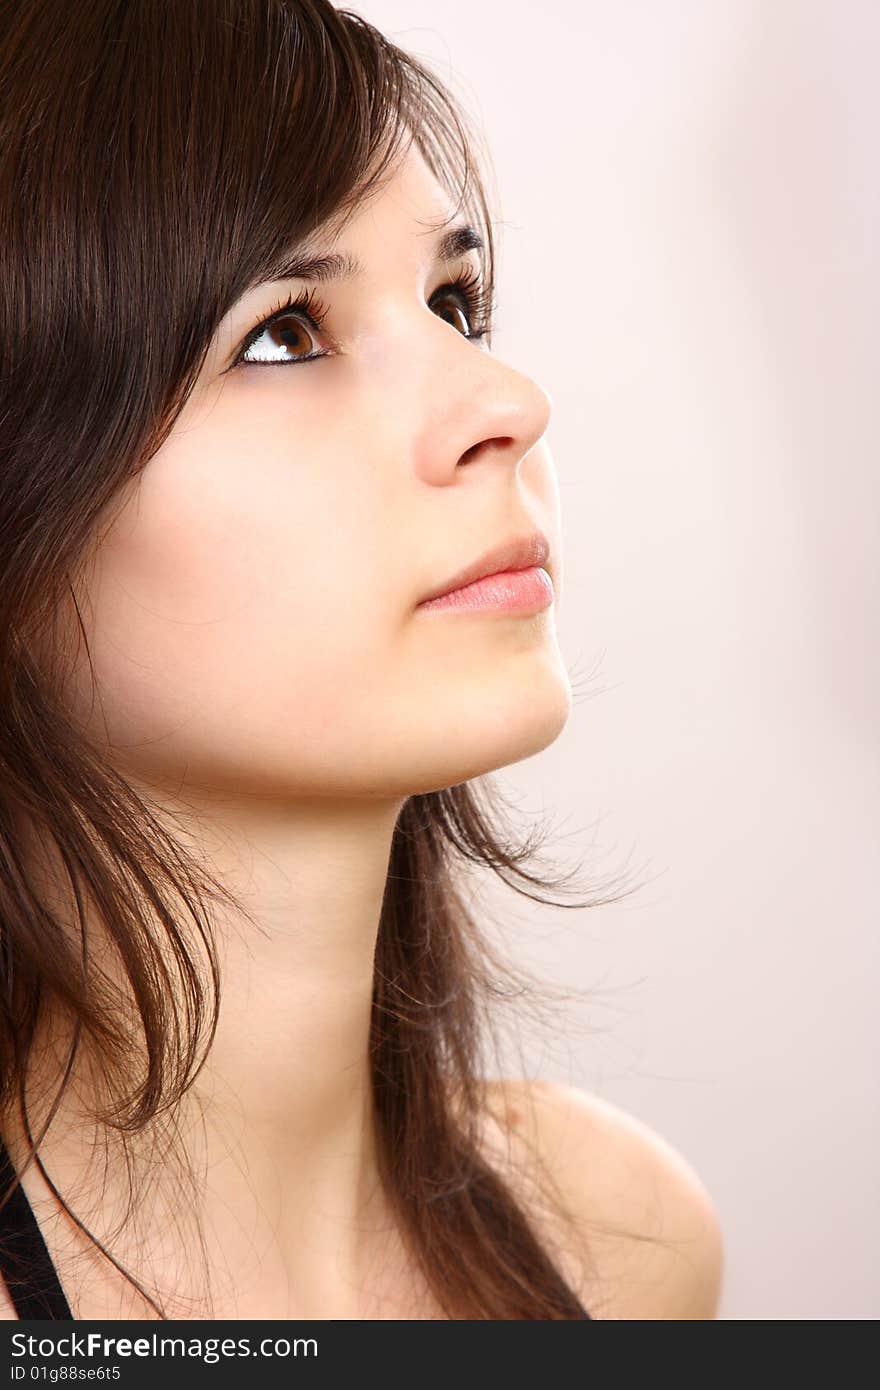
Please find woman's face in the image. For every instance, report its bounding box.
[70,145,572,800]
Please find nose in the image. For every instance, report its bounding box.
[411,335,552,484]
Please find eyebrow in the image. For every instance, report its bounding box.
[248,222,485,291]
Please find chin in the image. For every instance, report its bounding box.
[396,661,573,794]
[481,673,573,771]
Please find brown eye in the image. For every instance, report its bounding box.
[242,312,319,365]
[233,286,333,369]
[430,267,495,342]
[432,292,472,337]
[268,314,315,353]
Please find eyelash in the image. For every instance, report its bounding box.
[232,264,498,369]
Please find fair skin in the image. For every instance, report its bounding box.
[0,143,722,1319]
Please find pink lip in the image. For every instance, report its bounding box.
[418,530,552,607]
[417,565,554,613]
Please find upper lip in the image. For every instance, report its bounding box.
[418,530,551,604]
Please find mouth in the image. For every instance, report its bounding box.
[417,530,552,607]
[416,564,554,614]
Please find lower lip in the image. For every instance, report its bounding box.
[417,566,555,614]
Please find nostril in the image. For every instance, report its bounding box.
[459,441,482,465]
[458,436,513,466]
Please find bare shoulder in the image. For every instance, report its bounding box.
[478,1078,724,1320]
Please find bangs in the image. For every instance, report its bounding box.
[217,3,498,318]
[130,0,498,356]
[2,1,496,461]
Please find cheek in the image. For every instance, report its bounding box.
[66,427,401,782]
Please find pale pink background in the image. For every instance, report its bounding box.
[356,0,878,1319]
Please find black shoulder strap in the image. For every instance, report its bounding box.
[0,1135,73,1319]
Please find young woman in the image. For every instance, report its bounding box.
[0,0,722,1320]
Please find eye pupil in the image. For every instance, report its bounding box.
[270,315,310,351]
[435,296,470,336]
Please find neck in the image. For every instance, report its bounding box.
[5,790,426,1318]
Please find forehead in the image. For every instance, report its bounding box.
[327,143,462,252]
[229,137,485,303]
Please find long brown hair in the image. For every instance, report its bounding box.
[0,0,646,1318]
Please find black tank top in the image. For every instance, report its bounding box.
[0,1134,72,1319]
[0,1133,591,1321]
